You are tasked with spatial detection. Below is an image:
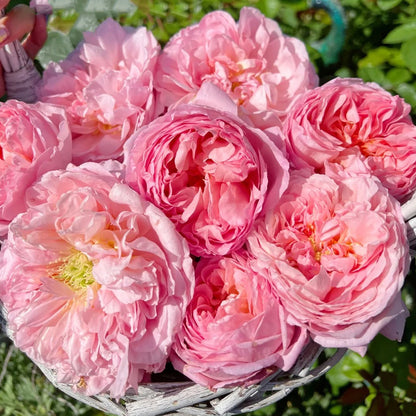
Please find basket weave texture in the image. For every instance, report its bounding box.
[0,301,345,416]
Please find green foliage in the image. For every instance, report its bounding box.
[36,0,416,120]
[0,339,110,416]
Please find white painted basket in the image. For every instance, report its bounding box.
[0,302,346,416]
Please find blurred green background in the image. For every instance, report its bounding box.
[1,0,416,415]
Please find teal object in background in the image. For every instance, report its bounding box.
[310,0,346,65]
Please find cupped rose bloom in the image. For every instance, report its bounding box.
[284,77,416,202]
[155,7,318,127]
[247,170,410,352]
[36,18,160,164]
[0,100,71,237]
[124,84,290,257]
[0,162,194,398]
[171,253,308,389]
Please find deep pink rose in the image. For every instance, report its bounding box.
[124,85,290,256]
[37,18,160,164]
[0,100,71,237]
[284,77,416,202]
[155,7,318,127]
[247,170,410,352]
[0,162,194,398]
[171,253,308,389]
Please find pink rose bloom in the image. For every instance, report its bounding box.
[171,253,308,389]
[0,100,71,237]
[124,85,290,256]
[247,170,410,352]
[284,77,416,202]
[36,18,160,164]
[0,162,194,398]
[155,7,318,127]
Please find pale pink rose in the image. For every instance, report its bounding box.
[36,18,160,164]
[171,252,308,389]
[0,100,71,237]
[284,77,416,202]
[0,162,194,398]
[155,7,318,127]
[124,85,290,257]
[247,170,410,352]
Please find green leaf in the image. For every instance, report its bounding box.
[111,0,137,14]
[83,0,116,13]
[326,351,374,395]
[335,67,355,78]
[247,403,277,416]
[369,335,416,390]
[401,38,416,73]
[358,47,396,68]
[49,0,76,9]
[352,406,368,416]
[377,0,403,10]
[395,83,416,109]
[357,67,387,85]
[68,12,103,46]
[36,30,75,66]
[256,0,281,18]
[384,23,416,44]
[149,1,169,17]
[386,68,412,85]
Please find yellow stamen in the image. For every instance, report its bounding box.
[53,251,94,291]
[77,377,87,389]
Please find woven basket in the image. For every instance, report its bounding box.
[0,301,346,416]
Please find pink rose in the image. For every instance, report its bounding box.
[171,253,308,389]
[155,7,318,127]
[247,170,410,352]
[284,77,416,202]
[0,162,194,398]
[124,85,290,256]
[0,100,71,237]
[36,18,160,164]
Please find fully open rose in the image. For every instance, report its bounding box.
[283,77,416,202]
[124,85,290,256]
[0,100,71,237]
[36,18,160,164]
[171,253,308,389]
[155,7,318,127]
[247,170,410,352]
[0,162,194,398]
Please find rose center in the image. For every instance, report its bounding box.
[54,251,94,291]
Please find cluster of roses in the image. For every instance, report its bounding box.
[0,7,415,399]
